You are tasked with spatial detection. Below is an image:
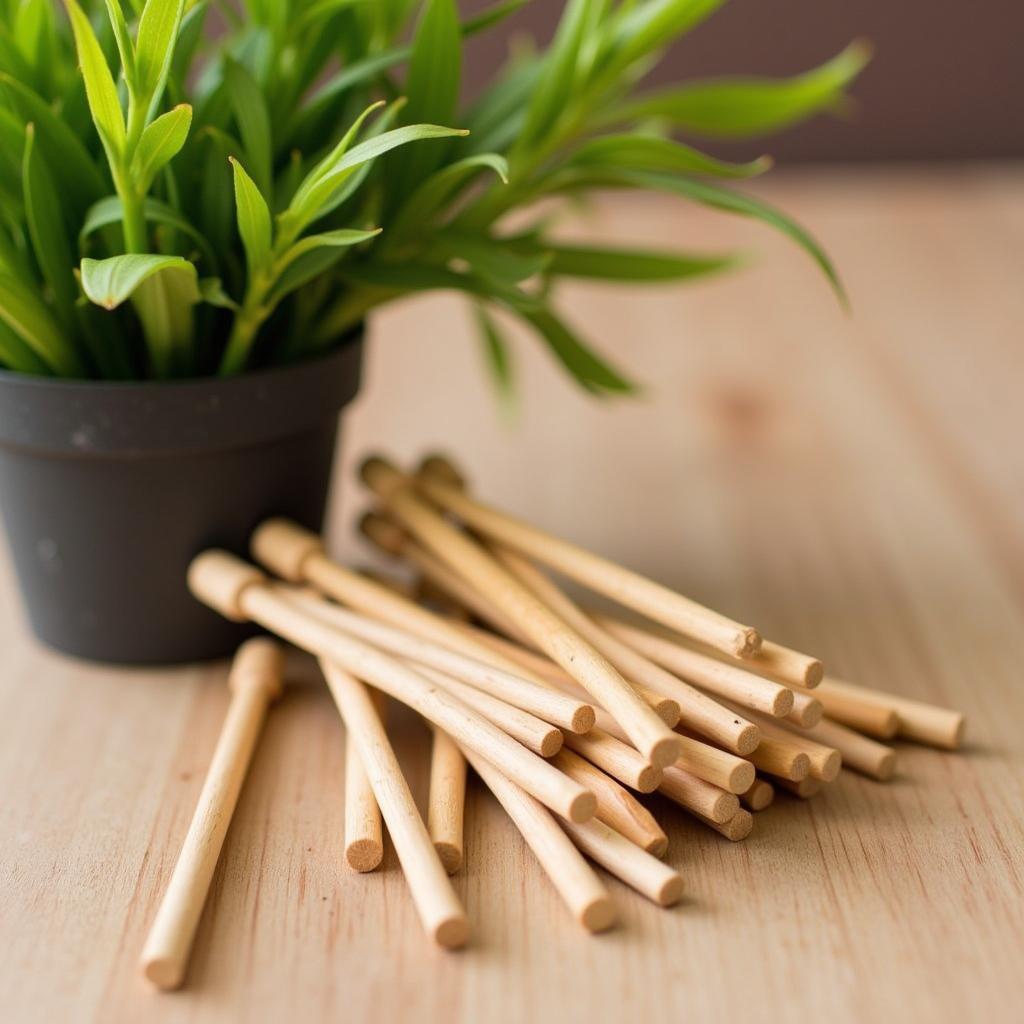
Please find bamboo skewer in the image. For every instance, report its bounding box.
[188,552,596,824]
[359,457,681,769]
[818,677,965,750]
[658,766,739,824]
[462,749,616,932]
[488,545,760,756]
[253,519,593,734]
[562,728,663,793]
[428,729,467,873]
[553,749,668,857]
[740,778,775,812]
[805,718,898,781]
[595,614,795,719]
[345,690,385,872]
[560,818,684,907]
[321,661,469,948]
[140,639,284,989]
[411,456,761,658]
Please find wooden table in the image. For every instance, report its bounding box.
[2,167,1023,1024]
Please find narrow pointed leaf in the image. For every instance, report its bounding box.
[474,303,515,402]
[134,0,186,104]
[0,271,82,375]
[545,243,737,281]
[131,103,192,189]
[230,156,272,278]
[570,133,770,178]
[104,0,136,90]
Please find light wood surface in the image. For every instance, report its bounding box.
[1,167,1023,1023]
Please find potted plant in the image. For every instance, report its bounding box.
[0,0,866,663]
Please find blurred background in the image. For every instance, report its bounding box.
[463,0,1024,162]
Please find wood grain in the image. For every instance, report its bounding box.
[1,168,1023,1023]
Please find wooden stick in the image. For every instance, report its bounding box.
[411,456,761,658]
[673,727,757,793]
[489,545,759,756]
[321,661,468,948]
[756,716,842,781]
[344,690,385,873]
[253,519,593,733]
[741,640,823,689]
[691,807,754,841]
[818,677,964,750]
[553,749,668,857]
[775,776,824,799]
[462,748,616,932]
[784,687,824,728]
[359,458,681,769]
[140,639,284,989]
[188,552,596,823]
[415,664,563,758]
[428,729,467,873]
[449,621,681,726]
[561,818,684,907]
[796,682,898,739]
[806,718,898,781]
[658,766,739,824]
[595,614,794,718]
[747,736,811,782]
[740,778,775,812]
[562,728,662,793]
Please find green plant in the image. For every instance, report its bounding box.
[0,1,868,392]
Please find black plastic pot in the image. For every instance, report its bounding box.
[0,334,362,665]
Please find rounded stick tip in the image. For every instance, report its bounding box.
[187,550,265,621]
[734,628,762,659]
[790,752,812,781]
[804,660,825,688]
[710,792,741,824]
[635,763,663,794]
[580,896,617,933]
[539,729,564,758]
[434,842,463,875]
[568,789,599,823]
[727,760,757,795]
[653,697,681,727]
[772,688,796,717]
[345,838,384,873]
[735,724,761,757]
[655,872,685,907]
[569,705,597,734]
[250,518,323,582]
[433,914,470,950]
[645,834,670,859]
[229,637,285,701]
[141,956,184,991]
[875,750,898,781]
[723,809,754,841]
[417,453,467,490]
[798,699,825,728]
[358,511,408,556]
[358,455,405,499]
[945,714,967,750]
[648,734,683,770]
[816,749,842,782]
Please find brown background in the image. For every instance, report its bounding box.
[464,0,1024,161]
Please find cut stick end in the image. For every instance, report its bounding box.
[723,809,754,841]
[358,511,408,556]
[656,872,685,907]
[540,729,565,758]
[727,760,757,795]
[568,789,599,823]
[804,660,825,688]
[358,455,406,501]
[772,688,796,718]
[635,763,663,794]
[345,839,384,873]
[816,750,842,783]
[734,628,763,659]
[434,841,463,875]
[250,518,323,582]
[875,750,898,781]
[800,700,825,728]
[790,753,812,781]
[735,724,761,757]
[580,895,617,933]
[140,956,184,991]
[942,714,967,750]
[645,833,670,859]
[433,914,470,950]
[570,705,597,734]
[649,734,683,770]
[710,792,741,825]
[653,698,682,728]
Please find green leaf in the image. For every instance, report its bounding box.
[430,231,550,285]
[516,0,593,152]
[0,271,82,376]
[569,133,770,178]
[604,0,724,74]
[265,228,380,307]
[611,41,872,138]
[521,307,635,395]
[544,243,737,281]
[22,123,77,325]
[81,252,199,309]
[474,303,515,403]
[13,0,57,96]
[63,0,126,159]
[0,316,53,375]
[131,103,192,189]
[198,276,238,310]
[134,0,186,105]
[223,56,272,196]
[104,0,137,90]
[229,156,272,279]
[389,153,508,240]
[279,228,381,268]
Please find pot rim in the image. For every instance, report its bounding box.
[0,329,363,460]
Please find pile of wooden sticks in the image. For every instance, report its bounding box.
[140,452,965,989]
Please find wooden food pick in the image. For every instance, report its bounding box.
[488,545,760,756]
[757,716,842,781]
[740,778,775,812]
[563,728,663,793]
[254,517,594,734]
[796,682,898,740]
[553,749,668,857]
[560,818,684,907]
[345,689,385,872]
[463,748,617,933]
[748,736,811,782]
[806,717,898,781]
[785,688,824,728]
[359,457,681,770]
[140,638,284,990]
[428,729,466,873]
[321,662,469,948]
[689,807,755,842]
[411,454,761,659]
[187,551,596,823]
[658,766,740,824]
